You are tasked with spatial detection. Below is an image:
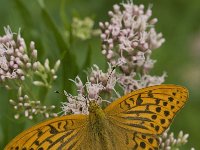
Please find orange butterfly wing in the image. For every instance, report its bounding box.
[4,115,88,150]
[5,85,188,150]
[104,84,188,149]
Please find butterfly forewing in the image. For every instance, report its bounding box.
[104,85,188,149]
[5,115,88,150]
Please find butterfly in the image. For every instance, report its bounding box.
[5,84,188,150]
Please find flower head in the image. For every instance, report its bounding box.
[100,1,165,74]
[159,129,193,150]
[0,26,38,85]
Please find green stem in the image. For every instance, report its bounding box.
[38,87,49,103]
[20,81,36,100]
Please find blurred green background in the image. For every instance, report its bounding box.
[0,0,199,149]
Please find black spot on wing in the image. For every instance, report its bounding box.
[140,141,146,148]
[37,129,43,136]
[136,95,143,105]
[160,119,165,124]
[156,107,161,113]
[155,99,160,105]
[49,125,59,134]
[148,90,153,98]
[151,115,157,120]
[142,135,146,139]
[148,138,153,144]
[155,125,160,132]
[46,137,53,144]
[164,111,170,117]
[163,102,168,106]
[168,97,174,102]
[172,92,176,96]
[34,140,40,146]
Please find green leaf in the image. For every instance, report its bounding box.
[13,0,46,59]
[59,0,70,30]
[82,44,92,70]
[38,1,79,93]
[80,44,92,83]
[12,0,33,27]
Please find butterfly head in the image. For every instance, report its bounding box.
[88,100,101,113]
[88,100,106,121]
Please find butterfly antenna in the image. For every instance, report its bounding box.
[105,65,116,88]
[97,96,101,102]
[61,90,86,103]
[82,94,88,106]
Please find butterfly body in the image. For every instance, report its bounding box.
[85,100,128,150]
[5,85,188,150]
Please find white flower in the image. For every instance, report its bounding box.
[100,1,165,74]
[0,56,8,71]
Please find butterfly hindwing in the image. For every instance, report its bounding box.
[5,115,88,150]
[107,117,159,150]
[104,85,188,135]
[125,132,159,150]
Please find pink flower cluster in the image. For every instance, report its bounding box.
[62,63,118,114]
[100,1,165,74]
[0,27,61,119]
[0,26,38,83]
